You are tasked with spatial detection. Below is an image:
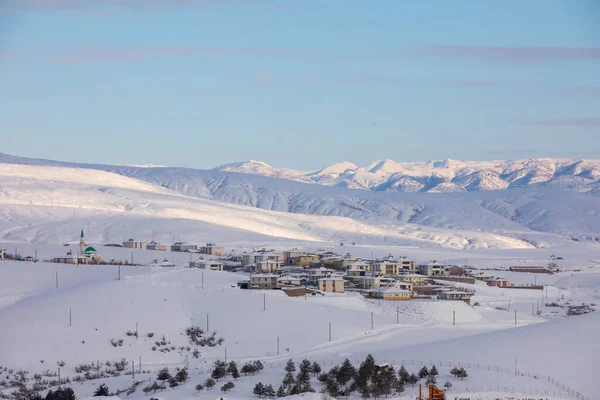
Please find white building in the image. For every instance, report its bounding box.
[418,263,447,276]
[123,238,147,249]
[189,261,224,271]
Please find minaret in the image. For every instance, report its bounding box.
[79,229,85,255]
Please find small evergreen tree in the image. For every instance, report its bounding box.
[254,360,264,373]
[204,378,216,390]
[282,360,296,392]
[168,377,179,388]
[355,354,376,397]
[310,361,321,376]
[324,377,340,397]
[430,365,439,376]
[284,359,296,374]
[175,367,189,383]
[228,361,240,380]
[458,367,468,380]
[408,373,418,386]
[45,387,76,400]
[93,383,109,397]
[253,382,265,397]
[450,367,460,377]
[211,361,228,381]
[157,367,171,382]
[195,383,204,392]
[276,385,286,397]
[337,359,357,386]
[444,381,452,391]
[221,381,235,392]
[264,384,276,398]
[395,377,405,394]
[293,359,313,393]
[418,366,429,379]
[241,362,256,376]
[398,365,409,384]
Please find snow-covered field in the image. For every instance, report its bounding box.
[0,154,599,400]
[0,254,597,400]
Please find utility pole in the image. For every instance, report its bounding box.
[35,249,37,263]
[277,336,280,355]
[131,252,133,265]
[58,367,60,384]
[507,300,511,312]
[263,293,266,311]
[131,361,135,380]
[329,322,331,342]
[532,303,534,315]
[136,321,138,339]
[202,273,204,289]
[69,308,72,327]
[396,307,399,324]
[118,265,121,280]
[514,310,517,326]
[371,312,374,330]
[453,310,456,326]
[56,271,59,288]
[515,359,518,377]
[139,356,142,373]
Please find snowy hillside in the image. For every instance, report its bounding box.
[1,154,600,248]
[1,162,554,249]
[0,257,597,400]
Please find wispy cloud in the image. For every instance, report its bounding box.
[45,46,299,63]
[0,0,271,13]
[420,45,600,64]
[257,73,275,84]
[339,76,403,85]
[521,118,600,127]
[447,80,497,87]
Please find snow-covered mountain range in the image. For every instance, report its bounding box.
[215,158,600,192]
[0,152,600,250]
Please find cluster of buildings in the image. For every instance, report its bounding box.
[238,250,477,303]
[121,239,226,256]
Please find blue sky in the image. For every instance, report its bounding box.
[1,0,599,169]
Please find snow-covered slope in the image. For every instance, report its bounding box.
[1,153,600,248]
[1,162,557,249]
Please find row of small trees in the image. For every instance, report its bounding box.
[317,355,467,399]
[193,359,264,395]
[249,356,469,399]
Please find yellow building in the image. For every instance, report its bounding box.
[369,288,412,300]
[291,254,319,267]
[398,274,426,286]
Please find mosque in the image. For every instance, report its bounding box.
[79,229,103,264]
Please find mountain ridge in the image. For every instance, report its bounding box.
[214,157,600,193]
